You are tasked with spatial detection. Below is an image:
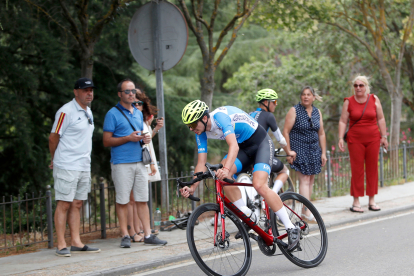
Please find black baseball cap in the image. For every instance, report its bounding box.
[74,78,96,89]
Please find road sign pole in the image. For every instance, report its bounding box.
[152,0,169,213]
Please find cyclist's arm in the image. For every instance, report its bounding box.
[271,128,287,147]
[224,134,239,168]
[268,114,288,147]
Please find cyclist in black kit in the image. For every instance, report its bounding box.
[249,89,293,193]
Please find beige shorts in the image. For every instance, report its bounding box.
[111,162,148,204]
[53,167,91,202]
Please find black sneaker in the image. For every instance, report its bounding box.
[144,234,167,245]
[120,235,131,248]
[235,222,250,239]
[287,225,300,251]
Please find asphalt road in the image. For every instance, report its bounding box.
[133,211,414,276]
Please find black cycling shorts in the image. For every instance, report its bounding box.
[224,126,274,175]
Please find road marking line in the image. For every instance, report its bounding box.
[133,210,414,275]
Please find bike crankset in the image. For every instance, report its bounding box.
[257,236,276,256]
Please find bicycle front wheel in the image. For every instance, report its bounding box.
[271,192,328,268]
[187,203,252,276]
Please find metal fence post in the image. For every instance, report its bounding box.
[99,177,106,239]
[148,181,154,228]
[190,166,195,211]
[380,146,384,187]
[326,151,331,198]
[403,141,407,182]
[45,185,54,248]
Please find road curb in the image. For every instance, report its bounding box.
[324,203,414,229]
[80,204,414,276]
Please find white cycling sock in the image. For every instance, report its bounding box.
[272,180,284,193]
[145,235,151,239]
[275,207,295,230]
[233,198,245,209]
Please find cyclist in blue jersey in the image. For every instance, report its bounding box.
[180,100,300,251]
[249,89,292,193]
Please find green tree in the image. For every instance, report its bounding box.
[176,0,260,108]
[258,0,414,148]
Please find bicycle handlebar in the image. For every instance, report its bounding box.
[176,163,234,201]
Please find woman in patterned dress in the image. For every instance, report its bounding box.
[283,86,327,220]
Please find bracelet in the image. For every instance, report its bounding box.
[339,137,344,140]
[222,167,230,171]
[382,135,387,138]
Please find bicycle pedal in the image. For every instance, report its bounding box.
[235,231,242,240]
[296,244,302,251]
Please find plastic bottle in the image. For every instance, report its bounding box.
[154,208,161,231]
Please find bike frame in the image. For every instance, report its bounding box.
[213,179,305,247]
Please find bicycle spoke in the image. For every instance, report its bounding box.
[187,204,252,276]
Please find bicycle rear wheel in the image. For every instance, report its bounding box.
[271,192,328,268]
[187,203,252,276]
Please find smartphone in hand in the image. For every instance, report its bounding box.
[383,148,387,154]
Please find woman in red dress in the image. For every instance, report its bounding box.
[338,75,388,213]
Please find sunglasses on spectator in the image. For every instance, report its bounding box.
[187,121,199,130]
[120,89,138,94]
[308,118,314,128]
[133,101,144,106]
[353,84,365,88]
[82,110,93,125]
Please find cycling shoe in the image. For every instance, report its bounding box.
[287,225,300,251]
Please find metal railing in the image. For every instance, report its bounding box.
[2,142,414,251]
[0,187,53,250]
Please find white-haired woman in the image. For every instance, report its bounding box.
[338,75,388,213]
[283,86,326,222]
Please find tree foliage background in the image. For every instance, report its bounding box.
[1,0,414,196]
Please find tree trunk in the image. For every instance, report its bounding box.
[390,93,403,147]
[389,93,403,175]
[80,45,95,79]
[200,62,215,109]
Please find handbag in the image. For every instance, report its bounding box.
[344,95,370,143]
[115,106,152,165]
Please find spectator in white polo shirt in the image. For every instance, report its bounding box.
[49,78,100,257]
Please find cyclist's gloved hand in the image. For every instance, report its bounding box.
[180,186,194,198]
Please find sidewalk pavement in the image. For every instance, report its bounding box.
[3,181,414,276]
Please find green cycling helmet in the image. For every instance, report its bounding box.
[182,100,209,124]
[256,88,278,102]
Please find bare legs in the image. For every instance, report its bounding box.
[54,199,84,250]
[127,192,144,241]
[297,171,315,216]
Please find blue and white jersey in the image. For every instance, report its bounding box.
[196,106,258,153]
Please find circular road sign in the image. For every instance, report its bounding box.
[128,1,188,71]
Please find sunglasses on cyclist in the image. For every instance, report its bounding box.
[270,99,277,104]
[120,89,138,94]
[133,101,144,107]
[187,121,199,130]
[353,84,365,88]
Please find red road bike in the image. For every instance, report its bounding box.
[177,163,328,276]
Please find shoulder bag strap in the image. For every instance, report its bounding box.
[349,94,370,130]
[115,106,136,132]
[115,106,145,146]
